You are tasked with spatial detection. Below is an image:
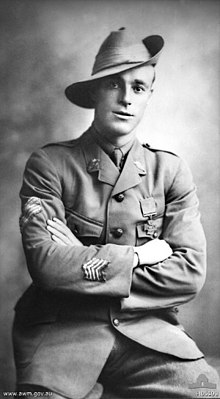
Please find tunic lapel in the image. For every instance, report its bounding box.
[80,129,119,187]
[111,139,147,196]
[98,150,120,185]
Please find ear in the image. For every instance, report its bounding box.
[146,88,154,105]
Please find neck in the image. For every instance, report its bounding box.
[93,122,136,148]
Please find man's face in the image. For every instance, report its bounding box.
[93,64,154,142]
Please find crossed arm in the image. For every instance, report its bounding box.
[46,217,173,268]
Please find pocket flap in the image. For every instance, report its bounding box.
[66,211,103,237]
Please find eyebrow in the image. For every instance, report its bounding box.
[133,79,148,87]
[106,75,149,88]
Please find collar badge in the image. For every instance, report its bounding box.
[87,158,100,173]
[133,161,146,174]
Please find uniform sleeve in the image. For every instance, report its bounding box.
[121,157,206,310]
[20,149,134,297]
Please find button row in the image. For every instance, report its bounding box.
[113,318,120,327]
[114,193,125,202]
[111,228,124,238]
[110,227,157,239]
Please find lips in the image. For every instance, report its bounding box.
[113,110,134,118]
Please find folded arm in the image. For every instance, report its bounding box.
[46,218,172,266]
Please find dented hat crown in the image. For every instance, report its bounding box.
[65,27,164,108]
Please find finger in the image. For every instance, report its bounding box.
[47,224,66,238]
[52,218,70,232]
[47,225,70,244]
[47,220,83,247]
[53,217,66,226]
[51,234,67,246]
[49,219,79,242]
[47,220,69,236]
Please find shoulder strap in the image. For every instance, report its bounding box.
[142,143,179,157]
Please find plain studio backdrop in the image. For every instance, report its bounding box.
[0,0,219,390]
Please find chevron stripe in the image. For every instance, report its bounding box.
[82,258,109,282]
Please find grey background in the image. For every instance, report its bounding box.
[0,0,219,391]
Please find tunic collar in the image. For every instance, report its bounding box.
[90,124,135,161]
[80,126,147,190]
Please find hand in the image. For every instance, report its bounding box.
[134,238,172,266]
[47,218,83,247]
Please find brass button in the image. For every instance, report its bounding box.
[73,226,79,235]
[153,231,158,238]
[113,318,120,327]
[115,193,125,202]
[112,228,124,238]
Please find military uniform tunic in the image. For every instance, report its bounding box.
[13,126,206,398]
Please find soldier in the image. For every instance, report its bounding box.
[13,28,219,398]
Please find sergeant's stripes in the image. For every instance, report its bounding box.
[82,257,109,282]
[19,197,43,233]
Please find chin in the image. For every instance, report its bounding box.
[108,122,136,137]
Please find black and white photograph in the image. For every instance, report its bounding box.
[0,0,220,397]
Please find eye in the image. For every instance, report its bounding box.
[109,80,119,89]
[133,85,145,93]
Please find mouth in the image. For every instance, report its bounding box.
[113,111,134,120]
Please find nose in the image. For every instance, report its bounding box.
[119,85,131,106]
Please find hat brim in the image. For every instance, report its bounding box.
[65,35,164,109]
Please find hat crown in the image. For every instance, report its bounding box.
[98,27,140,52]
[92,28,152,75]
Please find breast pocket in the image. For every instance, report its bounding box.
[66,210,104,245]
